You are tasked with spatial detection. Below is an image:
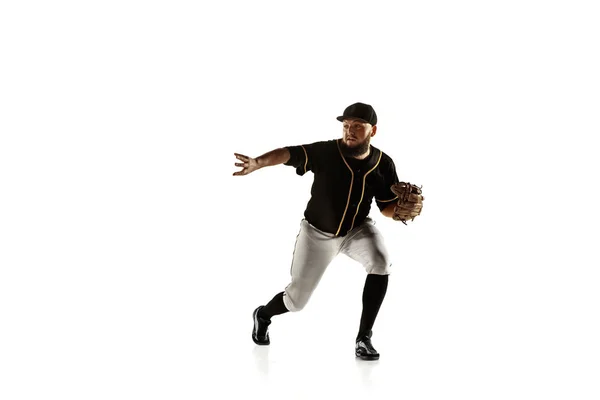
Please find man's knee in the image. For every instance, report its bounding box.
[367,250,391,275]
[283,290,311,312]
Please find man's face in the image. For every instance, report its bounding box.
[340,119,377,157]
[342,119,375,147]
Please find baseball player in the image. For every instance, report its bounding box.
[233,102,423,360]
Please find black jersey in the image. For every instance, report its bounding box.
[284,139,400,236]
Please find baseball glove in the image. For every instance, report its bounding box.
[390,182,424,224]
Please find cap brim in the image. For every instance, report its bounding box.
[336,116,370,123]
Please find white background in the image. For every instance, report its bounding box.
[1,1,599,399]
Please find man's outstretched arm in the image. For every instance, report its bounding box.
[233,148,291,176]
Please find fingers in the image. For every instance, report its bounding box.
[233,166,249,176]
[234,153,249,161]
[233,153,249,176]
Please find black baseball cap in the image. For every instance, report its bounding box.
[336,102,377,126]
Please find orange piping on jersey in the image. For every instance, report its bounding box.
[350,150,382,230]
[300,145,308,174]
[335,140,354,236]
[376,195,398,203]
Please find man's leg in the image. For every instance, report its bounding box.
[340,218,391,359]
[253,219,340,344]
[258,291,288,320]
[357,273,389,340]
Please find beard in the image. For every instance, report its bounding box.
[339,136,371,158]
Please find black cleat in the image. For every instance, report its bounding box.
[252,306,271,345]
[355,330,379,360]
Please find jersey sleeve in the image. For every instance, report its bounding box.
[283,141,324,176]
[374,157,400,211]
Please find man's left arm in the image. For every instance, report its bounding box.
[374,157,400,219]
[380,202,397,219]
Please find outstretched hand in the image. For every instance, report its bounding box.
[233,153,260,176]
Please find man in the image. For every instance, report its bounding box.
[233,102,404,360]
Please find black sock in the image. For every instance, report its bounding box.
[357,274,389,341]
[258,291,289,320]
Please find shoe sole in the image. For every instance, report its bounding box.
[252,335,269,345]
[355,352,379,361]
